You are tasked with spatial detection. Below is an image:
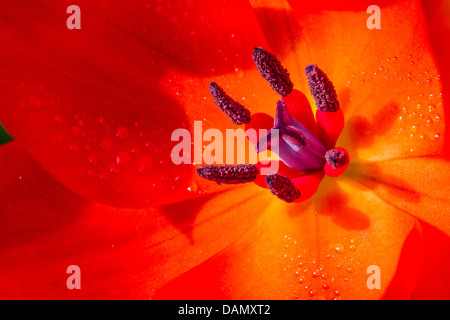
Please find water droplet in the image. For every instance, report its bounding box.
[98,172,108,180]
[71,126,82,137]
[429,133,440,141]
[68,143,79,152]
[187,183,198,193]
[108,163,121,174]
[333,244,344,253]
[137,154,153,175]
[88,155,98,165]
[230,33,241,47]
[100,137,113,152]
[98,117,106,125]
[116,126,129,141]
[53,115,63,123]
[116,151,131,168]
[87,169,96,178]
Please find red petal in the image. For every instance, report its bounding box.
[316,109,345,149]
[0,141,275,298]
[420,0,450,157]
[282,89,317,135]
[292,171,324,202]
[245,113,274,144]
[410,220,450,299]
[254,160,304,188]
[0,0,271,207]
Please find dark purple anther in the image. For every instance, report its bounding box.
[197,164,259,185]
[252,47,294,97]
[266,174,300,203]
[305,64,340,112]
[209,82,251,125]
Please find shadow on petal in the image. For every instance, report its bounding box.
[347,162,421,204]
[158,189,263,244]
[0,142,87,250]
[344,102,400,151]
[314,179,371,231]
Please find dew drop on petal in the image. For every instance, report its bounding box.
[100,137,113,152]
[116,126,129,141]
[116,151,131,168]
[137,154,153,175]
[71,126,82,137]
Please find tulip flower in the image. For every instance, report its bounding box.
[0,0,448,300]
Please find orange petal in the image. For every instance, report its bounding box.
[284,0,445,161]
[0,141,274,298]
[155,178,421,299]
[347,156,450,235]
[420,0,450,157]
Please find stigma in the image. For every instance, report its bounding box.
[197,47,350,203]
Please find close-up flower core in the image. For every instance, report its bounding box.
[198,47,350,203]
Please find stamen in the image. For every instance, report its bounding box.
[305,64,340,112]
[209,82,251,125]
[274,99,287,128]
[266,174,301,203]
[197,164,259,185]
[253,47,294,97]
[325,148,349,169]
